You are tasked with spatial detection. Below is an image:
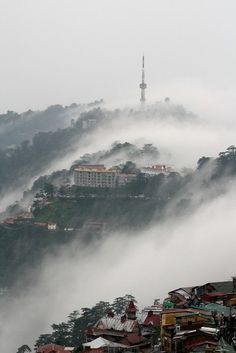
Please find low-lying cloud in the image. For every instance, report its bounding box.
[1,175,236,352]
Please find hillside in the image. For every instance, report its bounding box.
[0,100,103,149]
[0,101,194,204]
[0,106,105,198]
[1,145,236,293]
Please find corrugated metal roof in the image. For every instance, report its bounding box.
[210,281,233,293]
[83,337,128,349]
[96,316,137,332]
[169,280,234,296]
[168,288,191,298]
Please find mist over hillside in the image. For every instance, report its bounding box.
[1,1,236,352]
[0,99,235,214]
[0,100,103,149]
[1,100,236,352]
[1,153,236,352]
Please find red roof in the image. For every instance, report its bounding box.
[36,344,72,353]
[184,340,217,350]
[125,333,145,346]
[201,292,226,298]
[143,313,161,327]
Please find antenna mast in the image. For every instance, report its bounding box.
[139,55,147,103]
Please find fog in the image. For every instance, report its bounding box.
[1,171,236,351]
[0,0,236,351]
[1,98,235,212]
[0,1,236,112]
[39,100,235,174]
[0,99,235,351]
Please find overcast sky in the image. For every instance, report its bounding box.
[0,0,236,112]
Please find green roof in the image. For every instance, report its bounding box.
[192,303,230,317]
[175,312,199,318]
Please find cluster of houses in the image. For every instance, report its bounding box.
[36,277,236,353]
[0,211,58,230]
[0,163,173,228]
[0,211,33,225]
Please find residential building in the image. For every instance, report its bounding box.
[85,303,139,344]
[142,299,163,315]
[74,165,137,188]
[83,337,128,353]
[168,278,236,309]
[48,222,57,230]
[36,344,73,353]
[160,309,215,353]
[117,174,136,187]
[86,301,160,351]
[74,165,118,188]
[140,164,173,176]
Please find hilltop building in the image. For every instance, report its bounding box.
[74,165,136,188]
[74,165,117,188]
[141,164,173,176]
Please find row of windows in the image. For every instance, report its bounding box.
[76,181,115,185]
[76,171,116,176]
[75,175,116,180]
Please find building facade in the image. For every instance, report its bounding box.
[74,165,118,188]
[74,165,137,188]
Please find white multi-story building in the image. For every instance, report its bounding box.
[74,165,118,188]
[74,165,137,188]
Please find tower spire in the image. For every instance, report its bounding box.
[139,54,147,103]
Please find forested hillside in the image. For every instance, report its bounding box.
[0,106,105,196]
[0,101,194,200]
[1,145,236,293]
[0,100,103,149]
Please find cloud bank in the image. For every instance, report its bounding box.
[1,174,236,352]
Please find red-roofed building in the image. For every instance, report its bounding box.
[200,292,227,304]
[126,300,137,320]
[184,339,217,351]
[84,348,104,353]
[143,310,161,328]
[121,333,146,346]
[36,344,73,353]
[174,331,218,353]
[85,301,161,353]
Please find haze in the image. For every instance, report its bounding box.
[1,1,236,352]
[1,176,236,352]
[0,0,236,112]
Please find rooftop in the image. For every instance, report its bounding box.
[95,316,137,333]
